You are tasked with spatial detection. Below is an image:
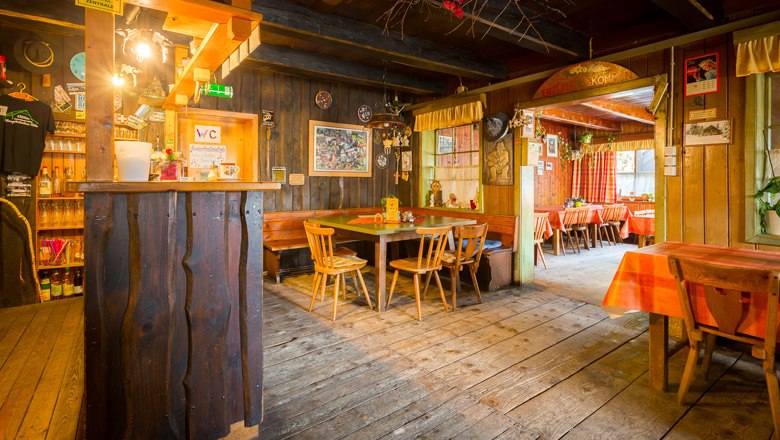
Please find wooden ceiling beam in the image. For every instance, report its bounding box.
[126,0,261,23]
[580,101,656,125]
[650,0,723,31]
[253,0,505,81]
[538,108,621,131]
[246,45,446,95]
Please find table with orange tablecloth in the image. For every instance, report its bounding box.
[535,205,628,254]
[602,241,780,391]
[627,214,655,247]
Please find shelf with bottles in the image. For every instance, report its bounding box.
[37,232,84,268]
[39,262,84,270]
[39,265,84,302]
[38,196,84,201]
[37,198,85,230]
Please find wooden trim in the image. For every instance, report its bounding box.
[0,8,85,31]
[72,182,281,193]
[125,0,261,23]
[515,78,657,111]
[84,8,114,181]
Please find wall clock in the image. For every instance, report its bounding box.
[69,52,86,81]
[357,104,372,123]
[315,90,332,109]
[375,153,389,169]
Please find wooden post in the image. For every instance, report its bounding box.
[84,8,114,181]
[513,134,535,284]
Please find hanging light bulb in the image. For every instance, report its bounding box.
[112,72,125,87]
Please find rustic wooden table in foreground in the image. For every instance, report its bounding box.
[602,241,780,392]
[74,181,279,439]
[314,215,476,312]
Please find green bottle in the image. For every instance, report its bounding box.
[39,271,51,302]
[200,83,233,98]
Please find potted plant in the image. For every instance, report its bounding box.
[755,176,780,234]
[578,131,593,146]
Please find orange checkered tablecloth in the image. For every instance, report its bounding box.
[602,241,780,338]
[627,215,655,237]
[535,204,630,239]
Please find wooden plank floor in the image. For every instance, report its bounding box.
[0,297,84,440]
[254,244,777,440]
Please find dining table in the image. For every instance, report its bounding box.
[313,214,476,312]
[535,204,629,254]
[627,214,655,247]
[602,241,780,392]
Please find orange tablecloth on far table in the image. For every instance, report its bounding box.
[535,204,630,239]
[602,241,780,338]
[627,215,655,237]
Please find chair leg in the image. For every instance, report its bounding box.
[764,362,780,440]
[413,273,422,321]
[570,231,579,253]
[433,271,448,313]
[702,333,717,379]
[321,275,327,301]
[449,266,458,310]
[559,232,567,255]
[677,339,702,404]
[355,269,372,309]
[469,265,482,304]
[310,272,321,298]
[309,272,327,311]
[613,224,623,243]
[583,228,590,250]
[595,226,603,247]
[341,275,347,300]
[332,274,340,321]
[350,272,359,296]
[387,270,400,306]
[422,271,433,298]
[536,243,548,269]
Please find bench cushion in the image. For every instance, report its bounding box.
[264,237,358,252]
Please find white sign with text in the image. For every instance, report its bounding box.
[194,125,221,143]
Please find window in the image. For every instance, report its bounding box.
[616,150,655,198]
[422,123,480,209]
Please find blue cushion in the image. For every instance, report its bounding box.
[462,239,503,251]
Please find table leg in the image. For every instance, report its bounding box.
[638,235,646,248]
[589,224,598,248]
[374,236,387,313]
[649,313,669,392]
[552,229,561,255]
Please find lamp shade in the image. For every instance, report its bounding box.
[365,112,406,130]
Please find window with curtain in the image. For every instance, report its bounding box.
[616,150,655,198]
[425,123,480,208]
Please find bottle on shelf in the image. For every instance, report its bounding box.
[63,268,74,298]
[73,268,83,297]
[39,271,51,302]
[39,201,50,228]
[149,134,166,181]
[39,166,52,198]
[62,167,73,196]
[51,269,63,300]
[52,166,62,197]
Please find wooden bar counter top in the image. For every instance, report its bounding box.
[73,181,279,439]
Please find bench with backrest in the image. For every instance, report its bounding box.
[263,208,380,282]
[407,208,519,291]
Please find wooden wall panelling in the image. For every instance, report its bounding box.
[297,77,311,211]
[726,38,751,249]
[681,41,706,243]
[665,46,685,242]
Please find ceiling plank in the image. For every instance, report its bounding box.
[253,0,505,81]
[449,0,589,60]
[650,0,723,30]
[538,108,621,131]
[246,45,446,95]
[580,101,656,125]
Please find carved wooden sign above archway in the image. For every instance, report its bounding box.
[533,61,639,99]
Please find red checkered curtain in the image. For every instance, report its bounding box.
[571,152,617,203]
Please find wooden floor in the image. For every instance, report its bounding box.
[0,297,84,440]
[258,243,777,440]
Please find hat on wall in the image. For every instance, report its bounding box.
[484,112,510,142]
[13,32,62,74]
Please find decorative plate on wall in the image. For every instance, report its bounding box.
[315,90,332,109]
[69,52,86,81]
[375,153,389,169]
[357,104,372,123]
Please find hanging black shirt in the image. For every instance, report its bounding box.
[0,95,55,176]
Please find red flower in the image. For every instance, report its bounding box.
[443,0,464,19]
[165,148,173,155]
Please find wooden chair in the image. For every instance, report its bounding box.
[304,222,372,320]
[304,220,358,301]
[559,208,580,254]
[436,223,488,309]
[387,225,452,321]
[533,212,549,269]
[600,204,625,245]
[571,207,592,251]
[667,255,780,438]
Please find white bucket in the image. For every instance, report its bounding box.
[114,141,151,182]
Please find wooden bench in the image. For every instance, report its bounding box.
[408,208,519,291]
[263,208,379,282]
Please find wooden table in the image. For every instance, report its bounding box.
[627,214,655,247]
[602,241,780,392]
[314,215,476,312]
[535,205,628,254]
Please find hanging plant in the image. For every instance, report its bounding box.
[578,130,593,146]
[606,133,616,150]
[535,111,546,142]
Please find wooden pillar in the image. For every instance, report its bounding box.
[84,8,114,181]
[513,134,535,284]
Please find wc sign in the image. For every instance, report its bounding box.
[194,125,221,143]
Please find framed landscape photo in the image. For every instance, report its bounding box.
[684,119,732,146]
[308,120,372,177]
[546,134,558,157]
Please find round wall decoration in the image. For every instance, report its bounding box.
[375,153,390,169]
[315,90,332,109]
[69,52,86,81]
[357,104,373,123]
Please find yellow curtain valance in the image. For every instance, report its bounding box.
[590,139,654,152]
[412,94,485,132]
[734,21,780,77]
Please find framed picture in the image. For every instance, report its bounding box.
[684,119,732,146]
[401,150,412,172]
[308,120,372,177]
[537,160,544,175]
[483,132,513,185]
[684,52,719,97]
[546,134,558,157]
[545,162,553,171]
[272,166,287,184]
[522,112,535,138]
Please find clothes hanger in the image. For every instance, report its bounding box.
[8,82,37,101]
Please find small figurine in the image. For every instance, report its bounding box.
[429,192,436,207]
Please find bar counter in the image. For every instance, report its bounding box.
[72,181,280,439]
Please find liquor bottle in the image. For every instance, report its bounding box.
[39,271,51,302]
[62,166,73,197]
[73,268,83,297]
[51,269,63,300]
[39,166,52,198]
[149,135,166,181]
[52,166,62,197]
[63,268,74,298]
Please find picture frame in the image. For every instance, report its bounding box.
[684,119,732,146]
[545,162,553,171]
[546,134,558,157]
[537,160,544,175]
[401,150,412,172]
[684,52,719,97]
[308,120,372,177]
[272,166,287,184]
